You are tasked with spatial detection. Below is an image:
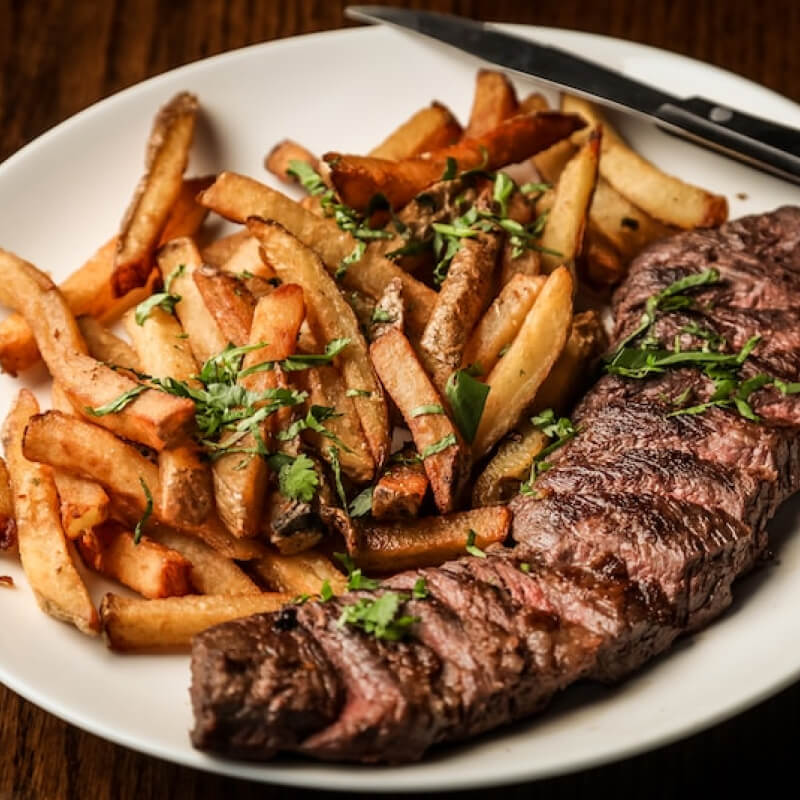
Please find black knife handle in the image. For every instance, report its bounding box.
[655,97,800,183]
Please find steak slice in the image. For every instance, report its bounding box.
[509,492,758,629]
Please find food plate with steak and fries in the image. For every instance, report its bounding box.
[1,23,800,792]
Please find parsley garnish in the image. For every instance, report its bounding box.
[420,433,457,459]
[371,308,394,324]
[412,577,428,599]
[85,384,147,417]
[348,485,374,517]
[465,529,486,558]
[133,478,153,544]
[337,592,419,641]
[319,580,334,602]
[441,156,458,180]
[239,338,350,377]
[519,562,531,574]
[134,263,185,325]
[410,403,445,418]
[327,446,348,509]
[334,551,381,591]
[274,453,319,502]
[445,368,489,444]
[519,410,578,494]
[277,405,352,452]
[346,388,371,398]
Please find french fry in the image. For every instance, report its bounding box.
[0,457,17,551]
[324,111,586,211]
[464,69,519,138]
[0,249,194,450]
[372,456,429,520]
[158,237,227,364]
[518,92,550,114]
[77,315,141,371]
[77,521,193,599]
[370,328,467,514]
[350,506,511,571]
[219,235,276,281]
[100,592,291,651]
[531,138,576,184]
[562,94,728,228]
[265,139,319,183]
[159,174,215,243]
[539,129,601,273]
[249,218,388,470]
[472,425,550,506]
[198,172,436,339]
[419,233,499,394]
[473,266,573,458]
[147,527,260,595]
[1,390,99,634]
[249,549,347,596]
[201,230,252,268]
[370,102,462,160]
[22,411,264,560]
[369,277,404,341]
[158,446,215,528]
[192,266,255,346]
[582,229,626,286]
[112,92,198,295]
[123,304,198,382]
[462,273,546,375]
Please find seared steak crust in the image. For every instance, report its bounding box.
[191,208,800,764]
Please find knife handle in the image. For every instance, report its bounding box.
[655,97,800,183]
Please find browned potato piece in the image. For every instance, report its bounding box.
[370,328,467,514]
[465,69,519,138]
[582,229,626,287]
[518,92,550,113]
[351,506,511,571]
[100,592,292,651]
[462,273,546,376]
[539,129,601,273]
[473,266,574,458]
[369,102,462,159]
[198,172,436,340]
[201,230,252,268]
[249,218,388,470]
[158,446,214,528]
[77,521,192,599]
[192,265,255,346]
[250,549,347,596]
[562,94,728,228]
[2,390,99,634]
[531,138,576,184]
[22,411,264,561]
[372,456,429,520]
[0,457,16,551]
[325,111,586,211]
[112,92,198,295]
[265,139,320,183]
[419,233,500,394]
[77,315,141,370]
[0,249,194,450]
[159,174,215,243]
[219,235,276,282]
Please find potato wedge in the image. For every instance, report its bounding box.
[419,233,499,394]
[158,445,215,528]
[198,172,436,339]
[159,174,215,243]
[465,69,519,138]
[562,94,728,228]
[531,138,576,184]
[324,111,586,211]
[112,92,198,295]
[219,234,276,281]
[369,101,462,159]
[370,328,467,513]
[350,506,511,572]
[518,92,550,114]
[539,129,601,273]
[147,527,259,595]
[0,457,17,551]
[100,592,292,651]
[192,265,255,346]
[0,249,194,450]
[473,266,573,458]
[201,230,252,268]
[77,521,192,599]
[372,456,429,520]
[22,411,264,560]
[265,139,320,183]
[582,228,626,286]
[250,549,347,596]
[462,273,546,376]
[249,218,388,470]
[1,390,99,634]
[77,315,141,371]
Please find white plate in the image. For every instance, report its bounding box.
[1,23,800,793]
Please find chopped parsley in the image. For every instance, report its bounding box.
[319,580,334,602]
[348,485,374,517]
[519,409,579,495]
[85,384,147,417]
[134,263,185,325]
[410,403,445,418]
[445,368,489,443]
[420,433,457,460]
[334,551,381,591]
[239,338,350,377]
[273,453,319,503]
[327,446,348,509]
[337,591,419,641]
[371,308,394,324]
[346,388,372,398]
[277,405,351,452]
[519,562,531,574]
[465,529,486,558]
[412,577,428,599]
[133,478,153,544]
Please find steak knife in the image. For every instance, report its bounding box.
[346,6,800,185]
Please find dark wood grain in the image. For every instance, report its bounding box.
[1,1,799,798]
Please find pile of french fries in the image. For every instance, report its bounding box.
[0,72,727,652]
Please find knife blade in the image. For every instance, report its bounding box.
[346,6,800,185]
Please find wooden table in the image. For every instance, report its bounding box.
[1,1,798,797]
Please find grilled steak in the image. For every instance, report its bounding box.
[191,208,800,764]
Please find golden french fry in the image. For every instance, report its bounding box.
[249,218,388,470]
[419,233,499,395]
[77,521,193,599]
[250,549,347,596]
[465,69,519,138]
[192,266,255,346]
[351,506,511,572]
[370,102,463,159]
[158,446,215,528]
[264,139,319,183]
[219,235,276,281]
[518,92,550,114]
[0,457,17,551]
[531,138,576,184]
[159,174,215,243]
[147,527,260,595]
[22,411,264,560]
[77,315,141,371]
[198,172,436,340]
[1,390,99,634]
[324,111,586,211]
[539,129,601,273]
[462,273,546,375]
[473,266,573,458]
[100,592,291,651]
[562,94,728,228]
[370,328,467,514]
[201,230,252,268]
[0,249,194,450]
[112,92,198,295]
[372,456,429,520]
